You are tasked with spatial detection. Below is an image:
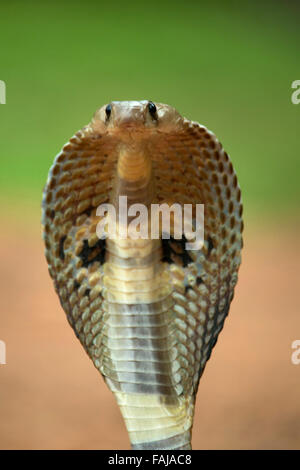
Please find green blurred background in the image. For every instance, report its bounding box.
[0,0,300,450]
[0,0,299,220]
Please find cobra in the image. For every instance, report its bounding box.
[42,100,243,450]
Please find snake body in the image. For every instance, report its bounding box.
[42,101,243,449]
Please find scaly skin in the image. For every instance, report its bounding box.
[42,101,243,449]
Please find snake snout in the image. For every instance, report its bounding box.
[109,101,147,128]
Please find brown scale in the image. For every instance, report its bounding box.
[42,101,243,450]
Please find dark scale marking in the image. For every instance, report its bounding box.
[84,288,91,297]
[161,238,173,264]
[207,236,214,256]
[78,238,106,268]
[83,207,93,217]
[74,281,80,290]
[185,285,193,294]
[161,235,193,267]
[50,210,55,220]
[196,276,204,285]
[58,235,67,261]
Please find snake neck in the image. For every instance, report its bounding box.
[100,145,194,449]
[112,144,154,207]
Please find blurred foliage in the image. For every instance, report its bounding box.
[0,0,299,219]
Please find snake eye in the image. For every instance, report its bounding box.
[148,101,157,119]
[105,104,112,120]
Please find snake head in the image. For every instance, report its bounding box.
[91,100,184,139]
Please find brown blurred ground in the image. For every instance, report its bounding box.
[0,213,299,449]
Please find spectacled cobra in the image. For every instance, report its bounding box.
[42,100,243,450]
